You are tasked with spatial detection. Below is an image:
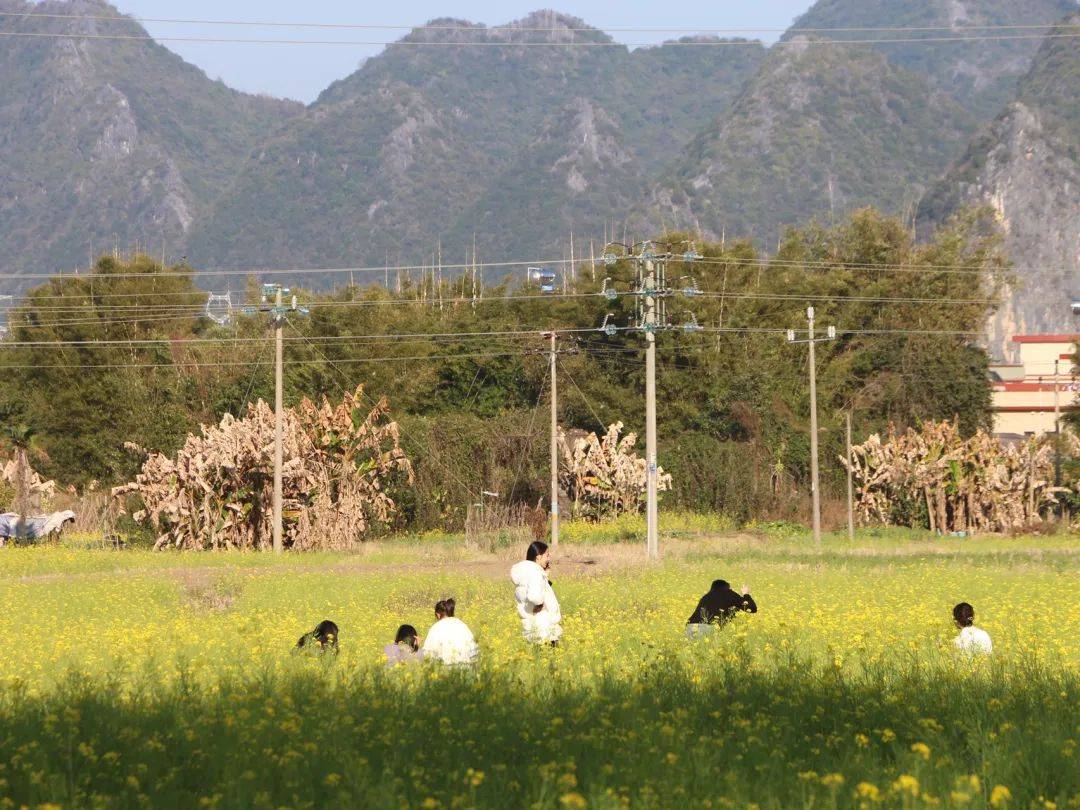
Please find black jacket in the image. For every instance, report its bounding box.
[687,586,757,625]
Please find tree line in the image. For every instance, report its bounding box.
[0,208,1008,529]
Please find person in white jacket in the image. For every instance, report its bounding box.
[510,541,563,645]
[421,598,479,665]
[952,602,992,655]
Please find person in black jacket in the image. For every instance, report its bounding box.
[686,580,757,636]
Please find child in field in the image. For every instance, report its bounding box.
[421,598,479,665]
[295,620,339,655]
[510,540,563,645]
[952,602,992,654]
[385,624,423,665]
[686,580,757,637]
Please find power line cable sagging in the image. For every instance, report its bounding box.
[0,26,1076,47]
[1,9,1076,34]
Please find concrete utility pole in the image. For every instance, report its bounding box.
[807,307,821,547]
[273,285,284,555]
[644,258,659,559]
[1054,357,1062,493]
[846,410,854,543]
[600,240,702,560]
[787,307,836,551]
[243,284,307,553]
[549,331,560,548]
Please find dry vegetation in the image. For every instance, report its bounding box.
[558,422,671,520]
[113,386,411,550]
[846,419,1068,533]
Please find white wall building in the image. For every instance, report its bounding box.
[989,334,1078,438]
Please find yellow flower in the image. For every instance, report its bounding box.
[880,728,896,743]
[855,782,880,801]
[323,773,342,787]
[855,733,870,748]
[559,792,587,809]
[950,791,972,804]
[910,742,931,761]
[821,773,845,789]
[892,775,919,797]
[990,785,1013,807]
[665,752,679,765]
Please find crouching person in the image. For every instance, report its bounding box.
[686,580,757,638]
[421,599,479,665]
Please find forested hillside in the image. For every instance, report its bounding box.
[0,0,1074,353]
[641,40,972,246]
[182,13,766,275]
[0,0,301,287]
[783,0,1076,122]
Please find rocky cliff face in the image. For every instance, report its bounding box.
[918,16,1079,359]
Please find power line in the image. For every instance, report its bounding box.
[1,10,1075,35]
[0,29,1075,47]
[694,291,995,306]
[0,257,560,283]
[0,348,567,371]
[1,287,995,320]
[0,327,602,349]
[0,248,1060,287]
[0,322,993,365]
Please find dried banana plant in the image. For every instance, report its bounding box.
[113,386,412,550]
[843,419,1065,533]
[557,422,672,521]
[1,456,55,511]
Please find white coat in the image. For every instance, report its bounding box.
[421,617,479,665]
[510,559,563,643]
[954,625,992,654]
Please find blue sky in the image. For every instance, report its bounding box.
[113,1,816,103]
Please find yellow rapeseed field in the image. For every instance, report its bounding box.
[0,532,1077,808]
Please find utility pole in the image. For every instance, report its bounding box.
[527,272,573,546]
[807,307,820,548]
[845,410,854,543]
[549,331,560,548]
[273,286,284,555]
[644,257,659,559]
[243,284,307,553]
[787,307,836,550]
[1054,358,1062,510]
[600,241,702,560]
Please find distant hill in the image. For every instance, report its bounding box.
[183,13,766,276]
[640,39,973,245]
[0,0,1075,346]
[0,0,300,289]
[783,0,1077,123]
[918,13,1080,359]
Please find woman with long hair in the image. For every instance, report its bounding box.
[510,540,562,645]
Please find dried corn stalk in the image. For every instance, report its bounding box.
[843,419,1066,533]
[558,422,672,521]
[113,386,412,550]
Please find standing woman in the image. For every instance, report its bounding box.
[510,540,562,645]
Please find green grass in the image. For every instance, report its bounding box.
[0,531,1077,808]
